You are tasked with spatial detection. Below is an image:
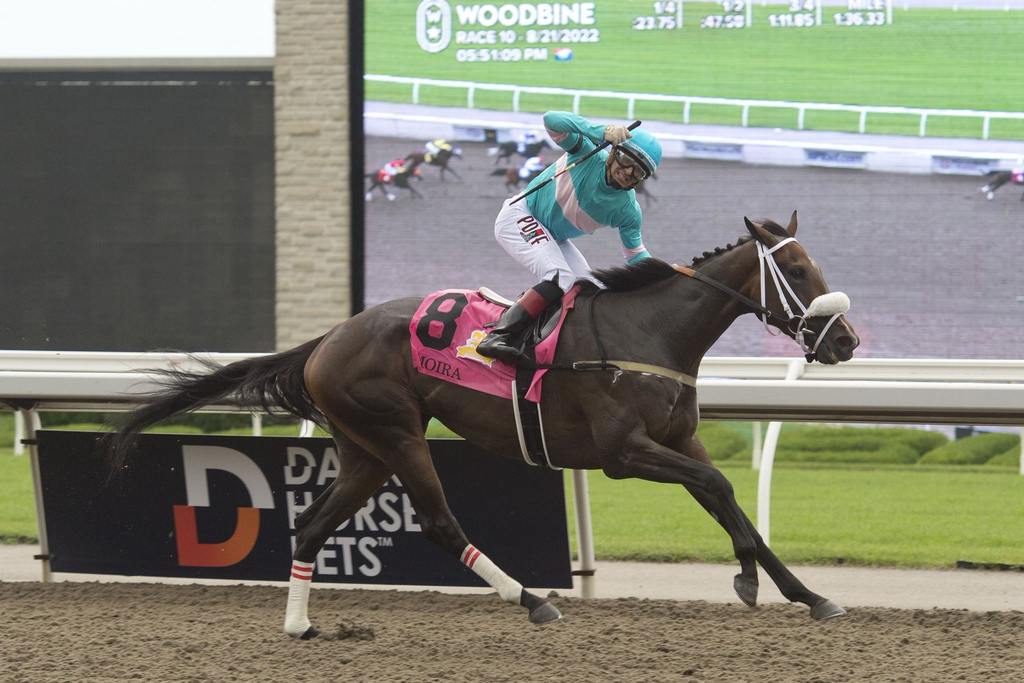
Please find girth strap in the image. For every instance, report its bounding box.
[569,360,696,387]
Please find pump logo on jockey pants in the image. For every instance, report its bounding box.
[172,445,275,567]
[518,214,550,246]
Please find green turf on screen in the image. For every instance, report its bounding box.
[367,3,1024,139]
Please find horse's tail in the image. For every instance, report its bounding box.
[102,336,327,476]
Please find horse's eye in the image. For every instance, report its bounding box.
[789,266,806,279]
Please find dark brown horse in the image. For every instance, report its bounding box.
[364,163,423,201]
[490,165,544,191]
[488,138,552,165]
[979,169,1024,201]
[104,212,858,639]
[405,147,462,182]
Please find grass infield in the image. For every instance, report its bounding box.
[366,3,1024,139]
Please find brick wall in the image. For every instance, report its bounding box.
[274,0,351,350]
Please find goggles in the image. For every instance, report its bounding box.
[611,146,650,181]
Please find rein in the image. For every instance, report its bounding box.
[529,289,697,387]
[529,235,850,382]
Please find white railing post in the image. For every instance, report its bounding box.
[919,112,928,137]
[859,109,867,134]
[13,409,25,455]
[411,81,420,105]
[797,106,805,131]
[627,97,635,121]
[572,93,580,115]
[467,85,475,109]
[512,88,521,113]
[251,413,262,436]
[756,359,806,546]
[571,468,596,598]
[299,420,315,438]
[22,408,51,582]
[1019,426,1023,476]
[982,115,991,141]
[683,100,691,124]
[741,104,749,127]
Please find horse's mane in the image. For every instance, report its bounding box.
[690,219,789,268]
[581,220,789,293]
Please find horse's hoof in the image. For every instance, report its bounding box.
[285,624,320,640]
[528,601,562,625]
[733,574,759,607]
[810,599,847,621]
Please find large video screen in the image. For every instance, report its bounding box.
[363,1,1024,359]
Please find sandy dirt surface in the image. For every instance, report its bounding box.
[2,581,1022,682]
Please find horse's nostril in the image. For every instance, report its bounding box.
[837,335,857,350]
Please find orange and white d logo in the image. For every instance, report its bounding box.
[173,446,274,567]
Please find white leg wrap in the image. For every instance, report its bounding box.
[461,545,523,603]
[283,560,314,637]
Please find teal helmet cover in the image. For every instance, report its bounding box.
[619,130,662,177]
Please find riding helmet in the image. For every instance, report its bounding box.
[620,130,662,177]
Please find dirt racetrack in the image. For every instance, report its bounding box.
[3,581,1022,682]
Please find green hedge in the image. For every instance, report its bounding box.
[778,427,947,456]
[697,423,749,461]
[777,443,920,465]
[985,444,1020,468]
[919,432,1020,465]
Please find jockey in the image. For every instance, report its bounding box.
[425,138,453,156]
[518,155,545,180]
[516,131,539,155]
[378,158,407,183]
[477,111,662,362]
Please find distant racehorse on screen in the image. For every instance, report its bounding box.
[488,138,553,165]
[405,146,462,182]
[979,167,1024,201]
[103,212,859,639]
[364,159,422,201]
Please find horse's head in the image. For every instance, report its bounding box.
[742,212,859,365]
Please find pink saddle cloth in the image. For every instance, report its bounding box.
[409,287,580,402]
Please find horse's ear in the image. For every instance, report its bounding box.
[786,210,798,237]
[744,217,768,243]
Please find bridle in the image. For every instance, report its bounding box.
[674,236,850,362]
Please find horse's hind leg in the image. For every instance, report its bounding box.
[609,433,759,606]
[372,434,560,625]
[681,483,846,621]
[284,435,392,639]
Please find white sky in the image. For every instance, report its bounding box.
[0,0,274,59]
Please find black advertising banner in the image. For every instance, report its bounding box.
[36,431,571,588]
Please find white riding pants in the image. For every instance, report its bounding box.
[494,198,595,291]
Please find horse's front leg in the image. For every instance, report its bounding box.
[676,436,846,620]
[603,432,759,607]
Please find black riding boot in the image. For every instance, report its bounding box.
[477,279,563,362]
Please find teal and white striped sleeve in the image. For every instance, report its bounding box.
[542,111,605,155]
[618,212,650,264]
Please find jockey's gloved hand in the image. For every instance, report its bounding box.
[603,125,631,145]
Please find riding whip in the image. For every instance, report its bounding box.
[509,120,642,205]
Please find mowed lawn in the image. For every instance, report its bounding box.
[366,3,1024,139]
[2,424,1022,568]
